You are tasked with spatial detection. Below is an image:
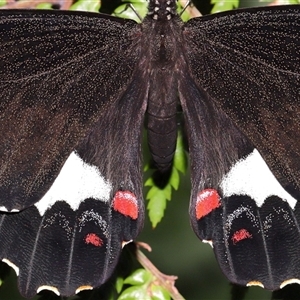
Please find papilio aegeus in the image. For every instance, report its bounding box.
[0,0,299,298]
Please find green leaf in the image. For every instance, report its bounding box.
[147,185,171,227]
[144,162,150,172]
[118,286,151,300]
[173,132,188,174]
[211,0,239,13]
[36,3,53,9]
[70,0,100,12]
[123,269,152,285]
[270,0,300,3]
[179,7,192,22]
[169,168,179,190]
[116,277,124,293]
[280,0,300,3]
[146,184,171,200]
[113,2,148,22]
[151,285,171,300]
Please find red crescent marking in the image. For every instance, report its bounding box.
[231,229,252,245]
[85,233,103,247]
[195,189,221,220]
[113,191,138,219]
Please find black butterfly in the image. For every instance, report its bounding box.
[0,0,299,298]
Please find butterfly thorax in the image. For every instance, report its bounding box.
[139,1,185,172]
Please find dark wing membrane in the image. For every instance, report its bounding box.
[0,10,140,210]
[183,5,300,190]
[179,5,300,290]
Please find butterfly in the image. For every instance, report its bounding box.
[0,0,299,298]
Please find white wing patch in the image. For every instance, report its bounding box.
[35,152,112,216]
[220,149,297,208]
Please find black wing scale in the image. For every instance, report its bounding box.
[0,1,299,298]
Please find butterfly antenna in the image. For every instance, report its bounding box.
[179,0,202,17]
[119,3,143,22]
[179,0,192,16]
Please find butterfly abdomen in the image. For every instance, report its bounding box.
[142,7,184,172]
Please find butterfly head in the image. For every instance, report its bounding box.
[147,0,177,21]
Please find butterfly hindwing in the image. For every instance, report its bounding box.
[181,6,300,289]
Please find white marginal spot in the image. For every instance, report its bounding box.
[0,207,19,212]
[2,258,19,276]
[220,149,297,208]
[202,240,213,248]
[246,281,264,288]
[280,278,300,288]
[75,285,93,294]
[122,240,133,248]
[35,152,112,216]
[37,285,60,296]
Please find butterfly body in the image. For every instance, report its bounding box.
[0,0,299,297]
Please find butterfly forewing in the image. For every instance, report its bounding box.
[0,10,140,211]
[183,6,300,188]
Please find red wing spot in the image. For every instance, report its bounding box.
[195,189,221,220]
[113,191,138,220]
[85,233,103,247]
[231,229,252,245]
